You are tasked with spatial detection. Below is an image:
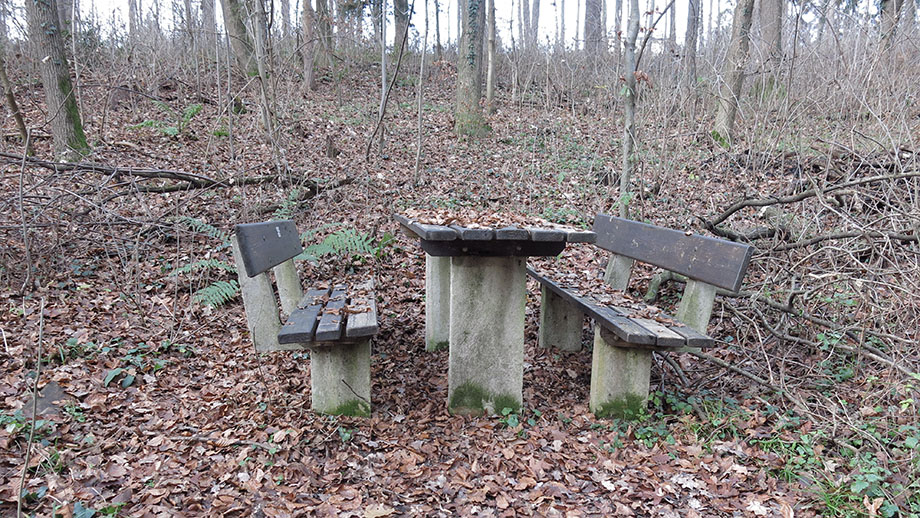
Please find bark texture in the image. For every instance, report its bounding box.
[585,0,605,55]
[713,0,755,147]
[455,0,488,136]
[220,0,257,75]
[26,0,88,159]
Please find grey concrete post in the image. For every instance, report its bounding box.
[273,259,303,316]
[447,256,526,415]
[232,237,283,352]
[425,254,451,351]
[589,327,652,419]
[603,254,635,290]
[676,280,717,333]
[538,286,584,351]
[309,340,371,416]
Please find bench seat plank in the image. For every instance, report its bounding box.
[345,281,379,338]
[563,229,597,243]
[528,268,659,346]
[278,288,329,344]
[617,311,686,348]
[315,286,348,341]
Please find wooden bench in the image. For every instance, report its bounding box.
[528,214,753,419]
[231,220,378,417]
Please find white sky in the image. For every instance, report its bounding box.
[55,0,707,50]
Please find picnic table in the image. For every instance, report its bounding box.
[395,213,595,415]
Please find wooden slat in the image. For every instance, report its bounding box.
[345,281,378,338]
[527,268,657,346]
[315,286,347,341]
[449,225,495,241]
[495,226,530,240]
[592,214,754,292]
[422,239,565,257]
[612,307,686,348]
[394,214,458,241]
[664,320,713,348]
[526,228,567,242]
[234,220,302,277]
[563,229,597,243]
[278,288,329,344]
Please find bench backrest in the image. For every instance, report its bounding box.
[593,214,752,293]
[232,220,305,352]
[234,220,303,277]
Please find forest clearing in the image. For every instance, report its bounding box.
[1,0,919,516]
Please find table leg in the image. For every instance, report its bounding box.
[447,256,526,415]
[425,254,451,351]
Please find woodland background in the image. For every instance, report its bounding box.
[0,0,918,516]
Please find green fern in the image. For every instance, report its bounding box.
[272,189,303,220]
[192,280,240,307]
[323,229,375,255]
[177,216,230,245]
[171,258,235,275]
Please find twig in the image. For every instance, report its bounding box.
[17,298,45,518]
[365,5,413,161]
[18,134,32,294]
[658,352,707,421]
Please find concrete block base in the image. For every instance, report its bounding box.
[448,256,526,415]
[310,340,371,416]
[425,254,451,351]
[538,286,584,351]
[589,327,651,420]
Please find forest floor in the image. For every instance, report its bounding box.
[1,65,918,517]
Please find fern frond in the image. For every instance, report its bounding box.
[171,259,235,276]
[322,229,375,256]
[192,280,240,307]
[178,216,230,244]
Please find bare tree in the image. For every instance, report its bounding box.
[760,0,783,74]
[201,0,216,58]
[434,0,443,60]
[713,0,755,147]
[316,0,334,68]
[486,0,496,112]
[302,0,317,90]
[221,0,257,75]
[585,0,605,55]
[0,30,32,155]
[682,0,701,86]
[455,0,488,136]
[26,0,88,159]
[620,0,640,217]
[395,0,410,53]
[879,0,906,49]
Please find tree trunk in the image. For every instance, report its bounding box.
[302,0,316,90]
[316,0,334,68]
[520,0,531,50]
[280,0,291,42]
[558,0,565,48]
[713,0,755,147]
[531,0,540,48]
[26,0,88,159]
[434,0,443,60]
[201,0,216,58]
[455,0,488,136]
[879,0,905,49]
[129,0,139,44]
[585,0,604,55]
[486,0,495,112]
[620,0,640,218]
[394,0,410,53]
[613,0,623,61]
[0,38,32,155]
[220,0,257,75]
[57,0,77,33]
[760,0,782,73]
[682,0,700,86]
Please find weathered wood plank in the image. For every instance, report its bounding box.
[495,226,530,240]
[278,288,329,344]
[423,240,565,257]
[563,229,597,243]
[394,214,458,241]
[613,308,686,348]
[234,220,302,277]
[526,228,567,242]
[664,320,713,348]
[315,286,347,341]
[527,268,657,346]
[449,225,495,241]
[345,281,378,338]
[593,214,753,292]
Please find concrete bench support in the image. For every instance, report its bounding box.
[425,254,451,351]
[589,327,652,419]
[309,340,371,417]
[448,256,526,415]
[538,286,584,351]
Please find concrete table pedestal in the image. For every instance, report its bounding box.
[447,256,526,415]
